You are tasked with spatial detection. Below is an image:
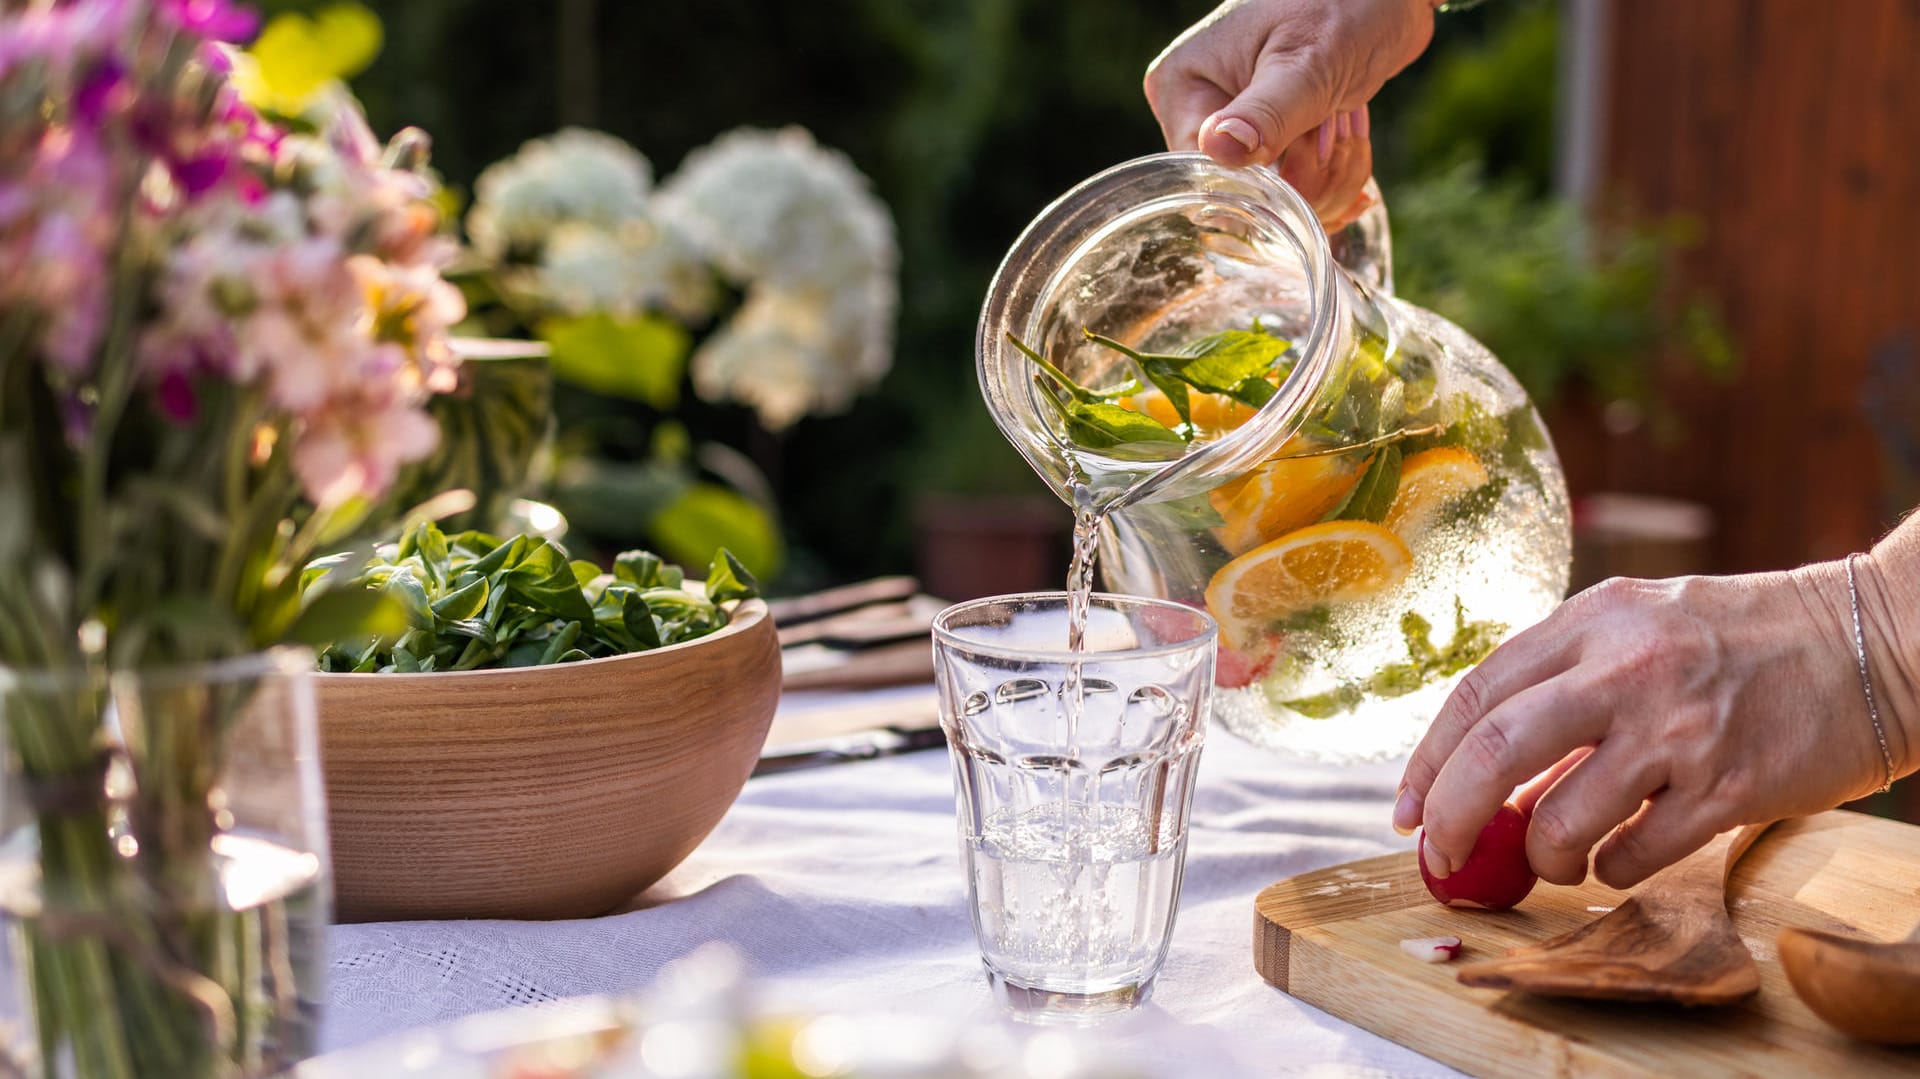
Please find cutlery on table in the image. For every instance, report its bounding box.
[1455,821,1774,1005]
[766,576,921,626]
[753,724,950,776]
[771,577,944,692]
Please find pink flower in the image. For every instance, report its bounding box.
[9,197,111,374]
[323,98,382,168]
[197,41,234,74]
[137,320,228,385]
[43,274,107,373]
[0,0,136,83]
[292,401,440,508]
[0,125,117,374]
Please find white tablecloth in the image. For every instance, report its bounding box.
[322,688,1461,1077]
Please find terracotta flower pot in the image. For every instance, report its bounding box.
[914,494,1068,602]
[315,599,780,921]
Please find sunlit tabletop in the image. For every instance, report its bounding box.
[320,685,1457,1077]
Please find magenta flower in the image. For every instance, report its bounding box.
[74,60,128,128]
[158,0,258,44]
[154,368,199,424]
[173,153,229,196]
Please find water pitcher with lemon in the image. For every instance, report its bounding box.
[978,154,1572,761]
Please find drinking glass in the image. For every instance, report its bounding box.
[932,593,1215,1022]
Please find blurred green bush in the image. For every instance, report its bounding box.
[1380,4,1733,415]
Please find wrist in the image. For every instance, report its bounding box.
[1862,525,1920,779]
[1789,559,1903,793]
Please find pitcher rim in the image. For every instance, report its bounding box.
[975,151,1343,510]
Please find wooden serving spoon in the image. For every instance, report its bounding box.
[1454,822,1773,1005]
[1779,920,1920,1044]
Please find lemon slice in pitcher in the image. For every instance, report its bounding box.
[1209,447,1369,556]
[1384,447,1490,538]
[1203,521,1413,652]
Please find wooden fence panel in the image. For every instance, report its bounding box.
[1592,0,1920,572]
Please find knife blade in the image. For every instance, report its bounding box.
[752,724,950,776]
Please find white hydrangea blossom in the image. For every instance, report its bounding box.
[655,127,897,429]
[466,124,898,429]
[536,218,715,324]
[467,128,653,260]
[689,286,839,432]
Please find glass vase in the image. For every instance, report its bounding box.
[0,648,330,1079]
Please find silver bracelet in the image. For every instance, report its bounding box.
[1845,553,1896,794]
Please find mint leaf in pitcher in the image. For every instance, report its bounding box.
[1035,383,1187,455]
[1009,332,1188,450]
[1324,443,1403,524]
[1082,327,1293,410]
[1006,333,1140,404]
[1171,328,1293,405]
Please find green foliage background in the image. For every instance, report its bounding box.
[254,0,1710,588]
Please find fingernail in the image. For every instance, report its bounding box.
[1335,111,1351,140]
[1354,106,1370,139]
[1392,787,1421,836]
[1422,835,1451,879]
[1316,122,1333,164]
[1213,117,1260,154]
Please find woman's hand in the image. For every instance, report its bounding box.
[1145,0,1436,226]
[1394,556,1919,891]
[1284,108,1376,234]
[1144,0,1435,163]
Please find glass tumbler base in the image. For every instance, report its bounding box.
[984,965,1154,1024]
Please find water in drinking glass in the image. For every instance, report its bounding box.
[969,802,1186,994]
[934,594,1214,1022]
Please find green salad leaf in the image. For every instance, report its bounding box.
[308,521,759,673]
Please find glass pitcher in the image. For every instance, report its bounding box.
[977,154,1571,761]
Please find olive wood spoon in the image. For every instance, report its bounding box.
[1455,821,1773,1005]
[1779,918,1920,1044]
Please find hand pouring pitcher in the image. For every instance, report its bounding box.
[977,155,1572,761]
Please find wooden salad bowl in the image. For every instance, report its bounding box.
[315,599,780,921]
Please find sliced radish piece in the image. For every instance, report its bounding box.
[1399,936,1462,963]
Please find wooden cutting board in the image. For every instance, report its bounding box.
[1254,811,1920,1078]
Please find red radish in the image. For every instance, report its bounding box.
[1418,803,1537,911]
[1399,936,1463,963]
